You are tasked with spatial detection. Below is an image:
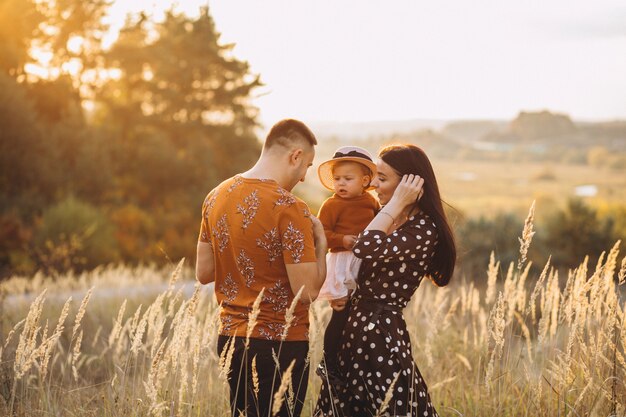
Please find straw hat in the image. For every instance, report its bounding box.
[318,146,378,191]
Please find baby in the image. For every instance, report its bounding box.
[316,146,380,383]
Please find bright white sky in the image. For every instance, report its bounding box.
[105,0,626,126]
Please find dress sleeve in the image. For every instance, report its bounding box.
[352,217,438,271]
[317,198,345,249]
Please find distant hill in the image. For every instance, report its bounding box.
[442,120,508,142]
[303,111,626,167]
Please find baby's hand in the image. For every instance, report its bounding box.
[329,296,349,311]
[342,235,357,249]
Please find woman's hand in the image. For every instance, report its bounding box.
[388,174,424,209]
[329,296,349,311]
[362,174,425,233]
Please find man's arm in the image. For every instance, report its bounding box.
[285,215,327,303]
[196,241,215,285]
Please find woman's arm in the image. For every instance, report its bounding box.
[362,174,424,233]
[352,221,438,264]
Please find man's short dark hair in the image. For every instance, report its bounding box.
[264,119,317,150]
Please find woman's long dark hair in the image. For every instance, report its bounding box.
[379,144,456,286]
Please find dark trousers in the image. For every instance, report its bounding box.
[322,306,350,370]
[217,335,309,417]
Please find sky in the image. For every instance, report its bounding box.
[105,1,626,126]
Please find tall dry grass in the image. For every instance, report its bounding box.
[1,210,625,416]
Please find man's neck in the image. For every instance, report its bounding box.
[241,157,290,190]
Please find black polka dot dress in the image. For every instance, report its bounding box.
[315,212,440,417]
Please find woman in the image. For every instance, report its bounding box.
[314,144,456,417]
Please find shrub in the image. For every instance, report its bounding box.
[456,213,524,278]
[35,196,119,273]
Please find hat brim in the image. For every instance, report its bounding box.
[317,157,378,191]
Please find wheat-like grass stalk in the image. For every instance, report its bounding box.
[3,318,26,350]
[219,337,235,380]
[166,286,184,319]
[547,269,561,339]
[71,329,83,381]
[108,299,127,348]
[517,201,536,270]
[375,371,400,417]
[169,258,185,290]
[618,254,626,286]
[14,289,47,379]
[528,257,550,324]
[282,285,303,341]
[513,311,533,360]
[485,292,506,389]
[485,251,500,305]
[515,262,532,314]
[40,296,72,379]
[271,359,295,416]
[424,297,448,366]
[251,355,259,399]
[246,288,265,348]
[91,325,102,348]
[129,303,143,337]
[430,374,457,390]
[191,325,201,400]
[455,353,472,371]
[71,287,94,342]
[145,338,167,412]
[130,313,148,356]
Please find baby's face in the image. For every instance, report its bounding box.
[332,162,370,199]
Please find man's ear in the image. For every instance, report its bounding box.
[289,148,304,165]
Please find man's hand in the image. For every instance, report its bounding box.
[342,234,357,250]
[286,212,327,302]
[308,214,327,250]
[329,296,349,311]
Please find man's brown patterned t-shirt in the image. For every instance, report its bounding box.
[198,175,316,341]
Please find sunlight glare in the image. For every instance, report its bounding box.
[67,36,85,55]
[61,59,83,76]
[23,63,50,79]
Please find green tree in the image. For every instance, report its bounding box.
[0,73,52,214]
[100,8,262,180]
[542,199,615,268]
[0,0,44,76]
[456,213,524,279]
[94,8,262,261]
[0,3,264,276]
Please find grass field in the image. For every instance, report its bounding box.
[298,157,626,219]
[431,159,626,218]
[1,213,625,416]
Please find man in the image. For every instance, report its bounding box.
[196,119,328,417]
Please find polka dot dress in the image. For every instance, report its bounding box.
[314,212,440,417]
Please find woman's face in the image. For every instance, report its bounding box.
[370,159,402,205]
